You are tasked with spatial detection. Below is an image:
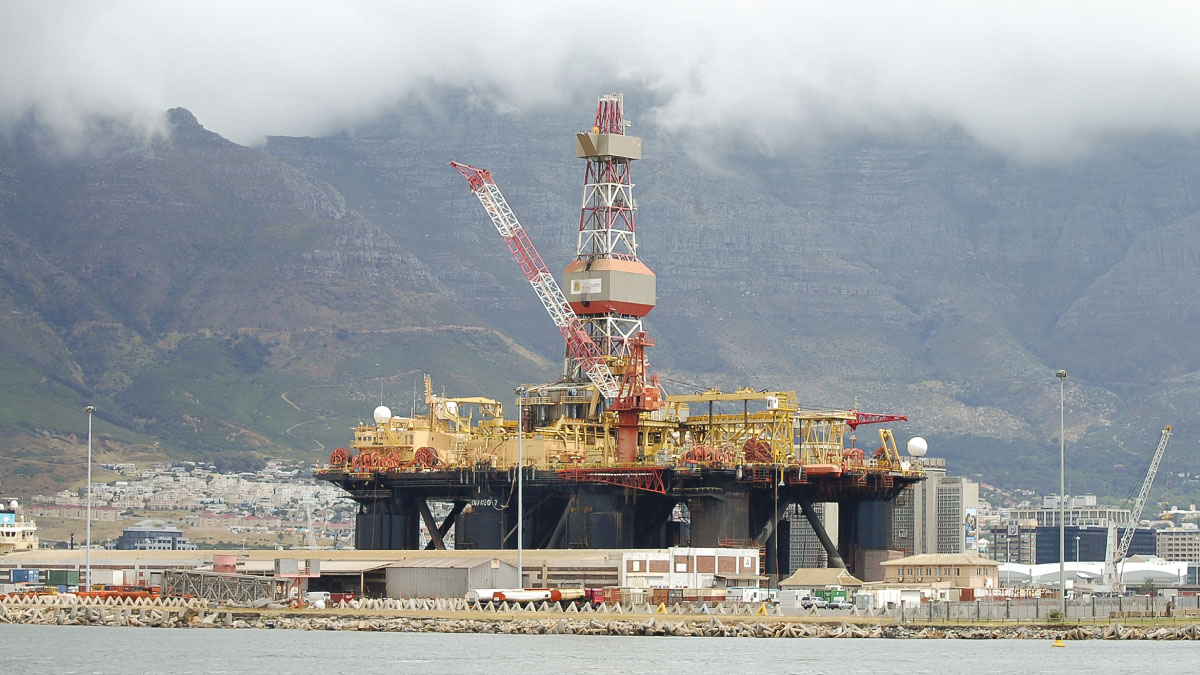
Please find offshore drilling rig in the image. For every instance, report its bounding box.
[316,94,925,579]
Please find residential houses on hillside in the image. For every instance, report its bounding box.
[29,460,355,546]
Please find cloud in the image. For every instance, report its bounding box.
[3,1,1200,159]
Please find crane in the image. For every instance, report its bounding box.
[450,161,620,400]
[846,411,908,430]
[1108,425,1172,589]
[451,162,661,463]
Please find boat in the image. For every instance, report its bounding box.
[0,496,39,554]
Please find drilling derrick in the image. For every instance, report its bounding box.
[564,93,657,368]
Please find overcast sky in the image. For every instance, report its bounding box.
[3,1,1200,160]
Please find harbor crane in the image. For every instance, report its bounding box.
[1106,425,1172,590]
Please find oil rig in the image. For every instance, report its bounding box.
[316,94,925,579]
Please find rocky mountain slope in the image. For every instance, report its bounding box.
[2,97,1198,501]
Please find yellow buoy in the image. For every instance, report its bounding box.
[1052,639,1066,647]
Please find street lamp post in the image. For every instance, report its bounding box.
[1075,535,1080,567]
[1055,369,1067,616]
[84,405,95,593]
[515,388,524,588]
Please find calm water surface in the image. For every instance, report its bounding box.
[0,624,1194,674]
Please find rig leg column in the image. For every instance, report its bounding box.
[796,491,845,569]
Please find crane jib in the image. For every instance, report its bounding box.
[451,161,622,400]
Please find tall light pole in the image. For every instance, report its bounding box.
[1055,369,1067,616]
[515,388,524,588]
[84,405,95,593]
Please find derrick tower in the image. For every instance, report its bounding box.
[562,93,656,379]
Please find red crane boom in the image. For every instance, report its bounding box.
[451,161,620,400]
[846,411,908,430]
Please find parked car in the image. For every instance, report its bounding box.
[800,596,828,609]
[828,599,854,610]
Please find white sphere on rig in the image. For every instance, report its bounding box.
[906,436,928,457]
[373,405,392,424]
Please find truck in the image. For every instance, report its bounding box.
[800,595,828,609]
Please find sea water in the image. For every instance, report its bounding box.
[0,624,1194,674]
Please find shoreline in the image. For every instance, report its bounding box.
[4,602,1200,640]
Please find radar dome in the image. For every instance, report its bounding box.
[9,499,18,509]
[373,405,392,424]
[907,436,928,457]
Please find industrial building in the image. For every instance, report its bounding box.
[316,94,925,583]
[383,558,518,599]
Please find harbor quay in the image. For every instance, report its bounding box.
[5,547,1200,640]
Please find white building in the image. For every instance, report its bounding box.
[619,547,761,589]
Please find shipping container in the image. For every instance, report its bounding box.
[89,569,125,586]
[623,588,648,605]
[48,570,81,586]
[10,569,40,584]
[815,589,848,603]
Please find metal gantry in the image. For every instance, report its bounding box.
[164,570,276,604]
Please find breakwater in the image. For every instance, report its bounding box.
[4,599,1200,639]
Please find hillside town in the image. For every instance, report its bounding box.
[24,459,356,550]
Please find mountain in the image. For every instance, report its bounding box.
[1,97,1198,503]
[0,107,557,496]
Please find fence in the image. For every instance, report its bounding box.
[893,595,1200,623]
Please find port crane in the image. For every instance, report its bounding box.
[451,161,661,463]
[1106,425,1172,590]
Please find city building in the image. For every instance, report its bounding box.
[891,458,979,555]
[988,524,1155,565]
[1157,527,1200,563]
[987,520,1038,564]
[1008,494,1129,528]
[784,502,837,572]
